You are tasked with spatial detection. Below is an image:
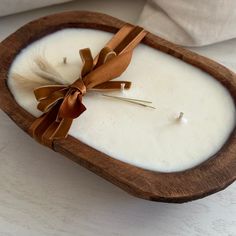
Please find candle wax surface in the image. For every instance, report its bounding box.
[8,29,236,172]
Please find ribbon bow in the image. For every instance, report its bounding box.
[29,24,147,147]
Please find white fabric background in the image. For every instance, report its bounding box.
[139,0,236,46]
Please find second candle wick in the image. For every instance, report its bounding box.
[177,112,188,124]
[63,57,67,64]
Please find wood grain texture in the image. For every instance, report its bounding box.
[0,11,236,203]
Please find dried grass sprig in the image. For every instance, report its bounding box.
[33,56,65,85]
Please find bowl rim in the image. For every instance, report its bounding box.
[0,11,236,203]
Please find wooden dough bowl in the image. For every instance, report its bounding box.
[0,11,236,203]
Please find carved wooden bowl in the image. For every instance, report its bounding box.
[0,11,236,203]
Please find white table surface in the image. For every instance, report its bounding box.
[0,1,236,235]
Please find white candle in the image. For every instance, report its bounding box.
[8,29,236,172]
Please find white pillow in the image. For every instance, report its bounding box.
[0,0,72,17]
[138,0,236,46]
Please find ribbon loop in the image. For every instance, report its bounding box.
[29,24,147,147]
[80,48,94,78]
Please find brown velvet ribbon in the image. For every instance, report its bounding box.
[29,24,147,147]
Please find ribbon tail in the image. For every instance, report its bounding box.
[41,118,73,147]
[51,118,73,140]
[29,109,58,147]
[114,26,147,54]
[102,24,134,53]
[29,92,86,147]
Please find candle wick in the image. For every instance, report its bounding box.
[178,112,184,120]
[63,57,67,64]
